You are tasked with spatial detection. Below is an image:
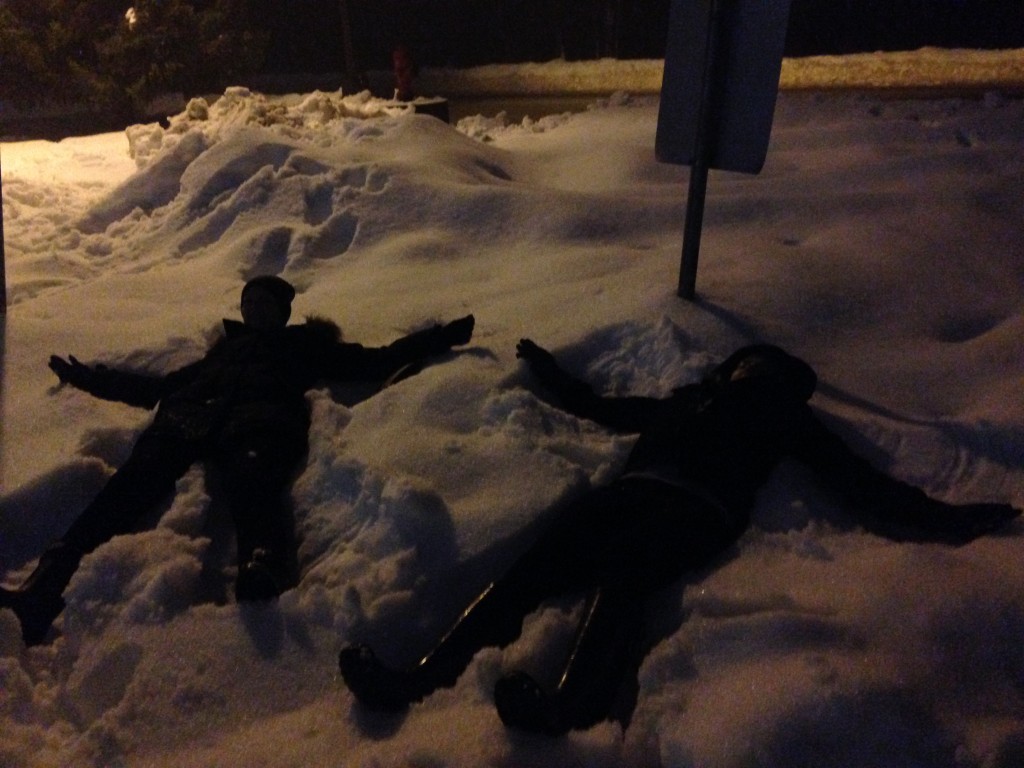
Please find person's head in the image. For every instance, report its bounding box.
[706,345,817,402]
[240,275,295,330]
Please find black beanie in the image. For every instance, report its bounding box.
[242,275,296,313]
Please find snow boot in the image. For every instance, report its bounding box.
[235,548,286,601]
[340,577,548,710]
[495,585,644,735]
[0,542,83,646]
[338,644,430,711]
[494,671,567,735]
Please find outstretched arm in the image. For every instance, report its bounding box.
[49,355,168,409]
[792,412,1020,545]
[325,315,475,382]
[516,339,668,434]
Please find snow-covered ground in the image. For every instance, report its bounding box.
[1,55,1023,767]
[412,48,1024,95]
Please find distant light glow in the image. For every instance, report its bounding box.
[125,7,138,29]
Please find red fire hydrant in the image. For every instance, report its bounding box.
[393,45,416,101]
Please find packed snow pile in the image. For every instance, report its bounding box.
[125,86,418,168]
[779,46,1024,89]
[2,54,1023,768]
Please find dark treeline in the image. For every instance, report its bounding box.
[304,0,1024,75]
[786,0,1024,55]
[2,0,1022,137]
[1,0,267,117]
[340,0,672,71]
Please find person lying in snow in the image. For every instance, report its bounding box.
[339,339,1020,736]
[0,275,475,647]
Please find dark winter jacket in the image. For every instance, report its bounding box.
[70,317,462,442]
[521,343,1005,543]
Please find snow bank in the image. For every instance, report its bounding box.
[2,61,1023,768]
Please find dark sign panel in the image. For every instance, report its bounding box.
[656,0,792,174]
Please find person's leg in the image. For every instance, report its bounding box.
[492,478,741,734]
[341,478,740,716]
[338,487,631,711]
[60,433,199,552]
[494,583,645,735]
[1,432,197,645]
[339,549,579,710]
[212,411,308,601]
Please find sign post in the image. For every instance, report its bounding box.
[656,0,792,299]
[1,152,6,314]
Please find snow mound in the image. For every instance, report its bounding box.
[126,87,416,169]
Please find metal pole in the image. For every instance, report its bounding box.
[677,0,723,300]
[337,0,358,89]
[679,157,709,299]
[1,151,6,314]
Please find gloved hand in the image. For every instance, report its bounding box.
[516,338,558,376]
[48,355,102,391]
[517,338,592,404]
[930,501,1021,544]
[441,314,475,348]
[890,495,1022,546]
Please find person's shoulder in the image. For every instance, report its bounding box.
[291,316,342,344]
[671,383,703,404]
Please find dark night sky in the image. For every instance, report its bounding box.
[255,0,1024,75]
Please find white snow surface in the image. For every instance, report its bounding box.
[2,58,1024,768]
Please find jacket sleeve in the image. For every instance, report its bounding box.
[790,410,1020,544]
[50,354,208,410]
[320,324,456,383]
[65,366,166,409]
[520,347,669,434]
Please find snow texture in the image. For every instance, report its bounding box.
[1,56,1023,768]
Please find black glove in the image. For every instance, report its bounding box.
[890,498,1021,546]
[517,338,593,403]
[49,354,163,407]
[49,355,101,391]
[441,314,475,348]
[929,502,1021,544]
[516,338,560,379]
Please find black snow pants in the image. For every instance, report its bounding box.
[411,475,743,728]
[61,408,309,578]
